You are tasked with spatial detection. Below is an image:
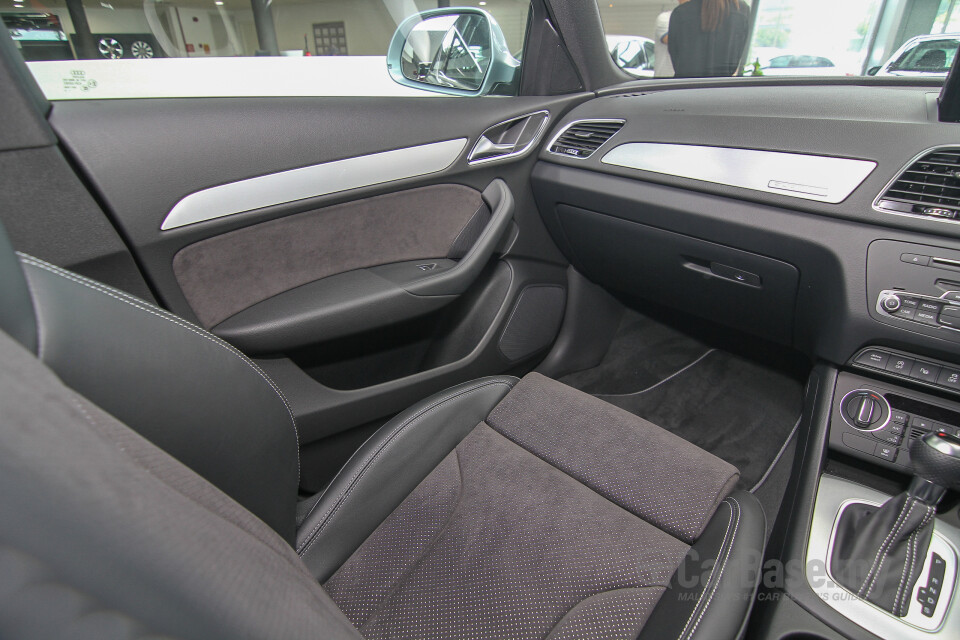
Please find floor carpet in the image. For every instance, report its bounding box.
[559,310,806,492]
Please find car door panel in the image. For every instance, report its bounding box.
[201,180,515,354]
[47,94,586,448]
[171,183,485,330]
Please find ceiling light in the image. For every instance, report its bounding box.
[479,1,486,5]
[215,0,223,4]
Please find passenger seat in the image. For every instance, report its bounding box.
[0,222,764,640]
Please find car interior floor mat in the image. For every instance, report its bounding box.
[559,310,806,492]
[558,310,710,395]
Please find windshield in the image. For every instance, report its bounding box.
[597,0,960,80]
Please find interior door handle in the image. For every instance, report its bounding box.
[470,137,518,160]
[468,110,550,164]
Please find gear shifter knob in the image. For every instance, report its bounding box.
[908,430,960,504]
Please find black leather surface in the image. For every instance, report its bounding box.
[638,490,766,640]
[0,225,36,353]
[297,376,517,581]
[831,493,936,616]
[19,254,301,544]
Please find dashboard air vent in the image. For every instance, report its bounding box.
[549,120,624,159]
[877,148,960,219]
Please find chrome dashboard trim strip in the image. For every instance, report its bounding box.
[161,138,468,230]
[600,143,876,204]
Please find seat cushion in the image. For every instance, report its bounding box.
[323,373,741,639]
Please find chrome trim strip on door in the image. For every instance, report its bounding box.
[161,138,468,230]
[600,143,876,204]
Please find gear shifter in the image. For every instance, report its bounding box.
[830,430,960,616]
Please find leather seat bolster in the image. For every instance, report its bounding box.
[0,227,36,352]
[297,376,517,581]
[638,490,765,640]
[18,254,300,544]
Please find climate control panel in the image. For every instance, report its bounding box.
[830,372,960,472]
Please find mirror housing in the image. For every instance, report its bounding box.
[866,66,881,76]
[386,8,520,96]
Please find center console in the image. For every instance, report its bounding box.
[806,344,960,638]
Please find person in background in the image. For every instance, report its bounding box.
[654,0,690,78]
[668,0,751,78]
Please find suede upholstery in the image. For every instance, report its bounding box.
[173,184,484,327]
[488,373,740,543]
[323,373,741,639]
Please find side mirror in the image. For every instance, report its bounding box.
[386,8,520,96]
[612,40,643,75]
[866,66,881,76]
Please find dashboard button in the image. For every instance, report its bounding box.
[877,445,898,462]
[911,361,942,383]
[919,301,943,314]
[902,254,931,266]
[886,356,915,374]
[939,306,960,328]
[854,349,889,369]
[891,410,910,424]
[937,367,960,390]
[888,422,905,435]
[900,297,920,309]
[935,423,958,437]
[911,416,935,431]
[915,309,940,325]
[942,292,960,303]
[894,307,917,320]
[875,431,903,445]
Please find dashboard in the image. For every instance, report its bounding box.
[532,84,960,370]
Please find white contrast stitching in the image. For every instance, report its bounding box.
[678,496,741,640]
[895,505,934,614]
[858,497,912,596]
[597,349,717,398]
[296,378,516,557]
[862,498,917,598]
[17,254,301,484]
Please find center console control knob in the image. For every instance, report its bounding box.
[841,389,888,430]
[881,294,901,312]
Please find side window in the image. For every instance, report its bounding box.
[598,0,959,80]
[3,1,529,99]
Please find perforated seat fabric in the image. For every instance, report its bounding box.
[323,374,740,639]
[0,218,765,640]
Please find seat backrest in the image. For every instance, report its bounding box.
[918,48,947,69]
[0,326,360,639]
[0,222,300,543]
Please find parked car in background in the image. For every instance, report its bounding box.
[760,52,850,76]
[605,34,655,78]
[871,33,960,77]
